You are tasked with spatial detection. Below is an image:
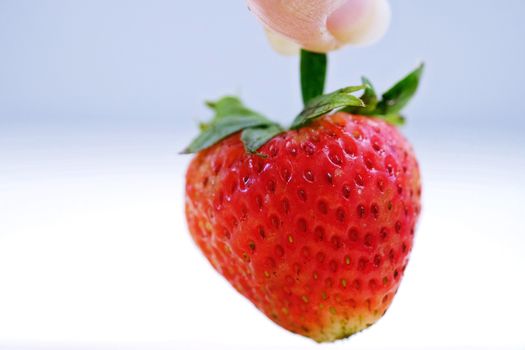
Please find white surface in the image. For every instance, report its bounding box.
[0,130,524,349]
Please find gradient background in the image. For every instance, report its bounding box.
[1,1,524,349]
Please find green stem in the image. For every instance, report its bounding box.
[300,50,328,105]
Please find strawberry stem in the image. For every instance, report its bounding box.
[300,50,327,105]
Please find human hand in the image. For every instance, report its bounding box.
[247,0,391,54]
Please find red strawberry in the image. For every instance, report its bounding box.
[183,57,423,342]
[185,111,420,342]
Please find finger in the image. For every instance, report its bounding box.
[327,0,391,46]
[247,0,342,52]
[247,0,391,53]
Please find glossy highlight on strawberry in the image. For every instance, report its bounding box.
[185,112,421,342]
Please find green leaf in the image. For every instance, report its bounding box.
[183,115,268,153]
[300,50,327,105]
[291,85,365,129]
[183,64,425,155]
[182,96,282,154]
[241,124,284,153]
[343,77,378,115]
[205,96,261,119]
[359,77,379,112]
[339,65,424,126]
[375,63,424,115]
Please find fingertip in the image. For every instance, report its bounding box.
[356,0,391,46]
[327,0,391,46]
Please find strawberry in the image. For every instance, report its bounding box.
[183,52,423,342]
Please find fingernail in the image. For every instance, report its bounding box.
[265,29,301,56]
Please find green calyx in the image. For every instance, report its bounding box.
[182,97,284,154]
[183,50,424,154]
